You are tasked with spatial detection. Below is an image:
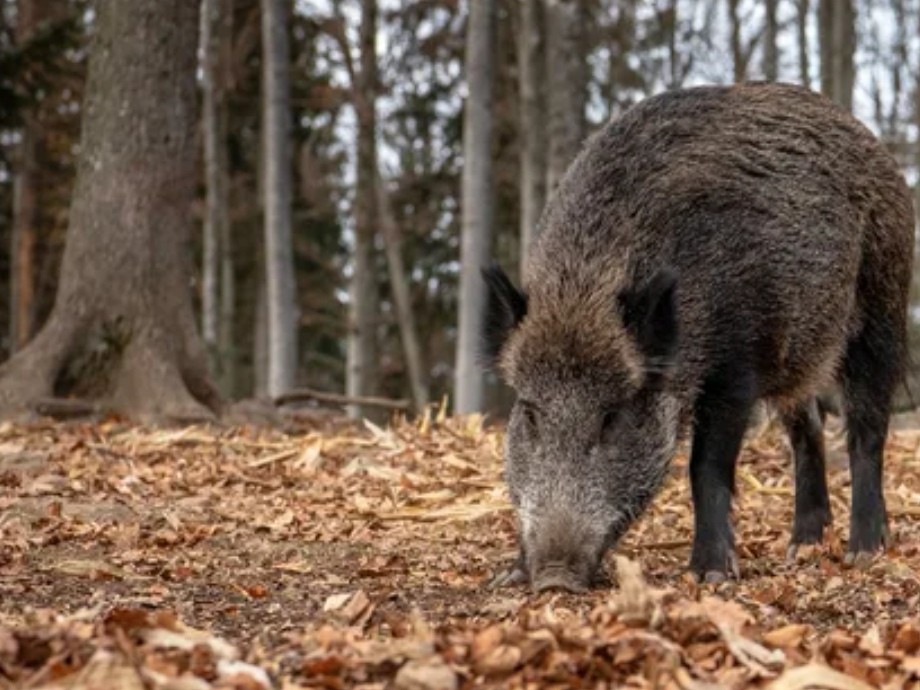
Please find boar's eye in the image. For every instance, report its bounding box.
[601,410,620,431]
[600,408,621,439]
[518,401,540,433]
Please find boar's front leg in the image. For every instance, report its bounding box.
[688,371,756,582]
[488,540,528,589]
[782,398,832,559]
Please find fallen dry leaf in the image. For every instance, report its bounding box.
[338,589,372,625]
[474,643,522,676]
[2,415,920,688]
[763,624,810,649]
[393,658,458,690]
[766,662,877,690]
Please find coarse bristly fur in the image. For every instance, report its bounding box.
[483,82,915,591]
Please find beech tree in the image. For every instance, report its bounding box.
[516,0,546,273]
[0,0,219,421]
[819,0,855,111]
[454,0,496,414]
[544,0,587,193]
[200,0,235,395]
[261,0,298,399]
[345,0,382,419]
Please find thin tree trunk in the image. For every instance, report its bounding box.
[200,0,225,380]
[728,0,745,83]
[835,0,855,112]
[544,0,587,193]
[455,0,496,414]
[797,0,811,88]
[915,16,920,222]
[763,0,779,81]
[261,0,298,397]
[819,0,855,110]
[219,184,236,395]
[0,0,219,421]
[199,0,236,395]
[254,275,268,398]
[346,0,380,419]
[11,117,37,351]
[376,172,428,411]
[889,0,908,138]
[10,0,39,351]
[666,0,679,89]
[818,0,832,96]
[516,0,546,275]
[606,0,636,113]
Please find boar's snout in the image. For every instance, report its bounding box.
[532,561,593,593]
[525,509,609,593]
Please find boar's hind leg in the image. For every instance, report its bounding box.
[782,398,832,559]
[688,373,756,582]
[840,319,898,565]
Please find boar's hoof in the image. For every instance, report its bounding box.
[785,543,821,564]
[693,550,740,584]
[843,523,889,569]
[843,550,877,570]
[487,565,529,589]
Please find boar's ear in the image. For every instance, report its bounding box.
[619,268,679,376]
[481,264,528,368]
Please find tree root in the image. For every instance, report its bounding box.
[0,314,220,424]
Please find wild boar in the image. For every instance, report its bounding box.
[482,83,914,591]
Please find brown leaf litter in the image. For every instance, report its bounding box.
[2,410,920,688]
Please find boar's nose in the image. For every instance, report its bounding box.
[532,562,591,593]
[526,512,605,593]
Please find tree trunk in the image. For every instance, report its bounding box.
[11,115,37,352]
[261,0,298,398]
[9,0,39,351]
[915,11,920,224]
[818,0,832,96]
[346,0,380,419]
[606,0,637,114]
[728,0,745,83]
[216,0,236,397]
[219,182,236,395]
[763,0,779,81]
[797,0,811,88]
[666,0,679,89]
[254,275,268,398]
[819,0,855,110]
[835,0,855,112]
[0,0,219,422]
[516,0,546,276]
[454,0,495,414]
[200,0,235,396]
[889,0,908,137]
[376,172,428,412]
[544,0,587,194]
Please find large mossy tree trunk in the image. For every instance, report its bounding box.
[0,0,220,422]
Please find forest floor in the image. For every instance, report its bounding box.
[2,409,920,689]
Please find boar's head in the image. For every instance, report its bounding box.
[481,264,681,592]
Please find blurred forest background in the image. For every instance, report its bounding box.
[0,0,918,421]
